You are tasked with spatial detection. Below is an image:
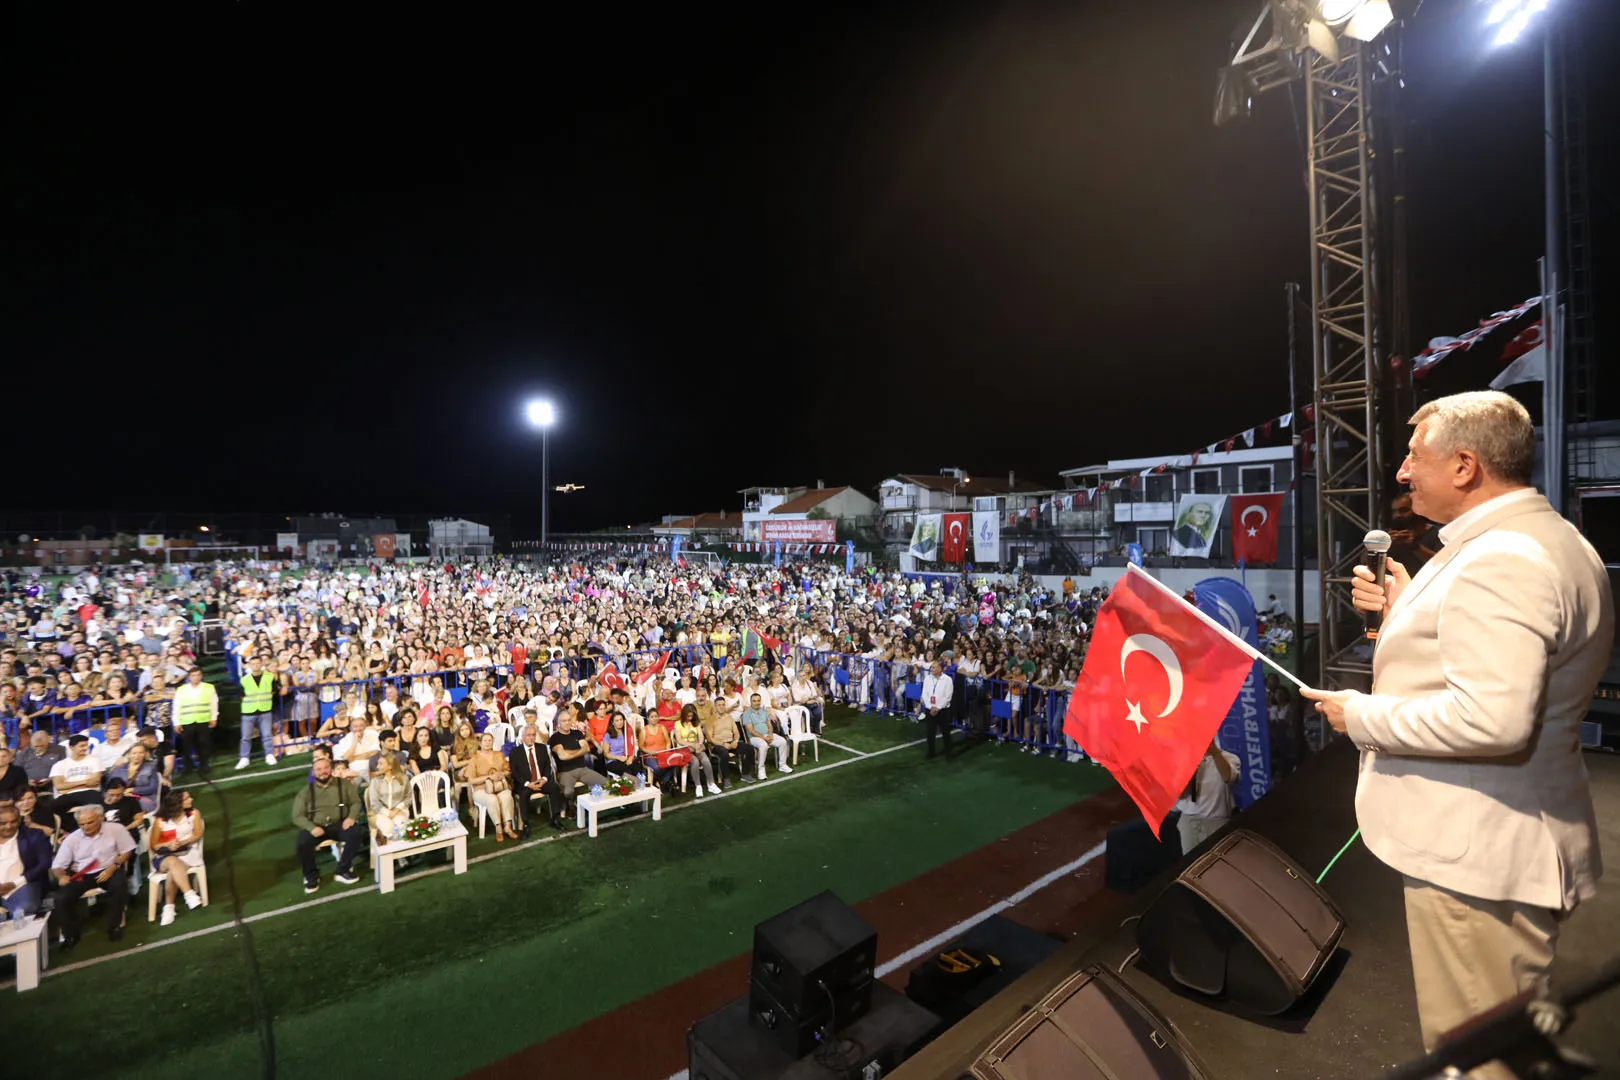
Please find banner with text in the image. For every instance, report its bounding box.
[1192,576,1271,807]
[761,519,836,543]
[971,511,1000,563]
[137,534,165,551]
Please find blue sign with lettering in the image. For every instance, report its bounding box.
[1192,576,1271,807]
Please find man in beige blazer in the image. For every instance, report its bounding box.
[1304,391,1613,1079]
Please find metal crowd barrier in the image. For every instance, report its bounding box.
[786,645,1086,761]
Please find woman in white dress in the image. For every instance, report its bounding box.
[150,789,205,926]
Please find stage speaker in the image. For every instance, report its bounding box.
[1136,829,1345,1015]
[749,890,877,1057]
[692,982,941,1080]
[970,966,1211,1080]
[1105,813,1182,893]
[199,620,226,657]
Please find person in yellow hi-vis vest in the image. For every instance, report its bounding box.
[236,654,278,771]
[172,666,219,775]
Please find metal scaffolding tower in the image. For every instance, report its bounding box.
[1557,22,1598,488]
[1216,4,1390,689]
[1305,44,1384,690]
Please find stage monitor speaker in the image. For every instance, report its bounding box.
[1136,828,1345,1015]
[749,889,876,1051]
[969,965,1211,1080]
[1105,813,1182,893]
[692,982,941,1080]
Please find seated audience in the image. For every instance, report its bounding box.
[508,724,564,835]
[292,754,365,893]
[149,789,205,926]
[51,805,136,947]
[740,693,790,779]
[366,750,414,846]
[0,802,52,922]
[466,731,519,841]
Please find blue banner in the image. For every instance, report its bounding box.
[670,535,682,565]
[1126,542,1144,567]
[845,539,855,574]
[773,540,782,568]
[1192,576,1271,807]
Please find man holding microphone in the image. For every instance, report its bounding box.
[1302,391,1613,1079]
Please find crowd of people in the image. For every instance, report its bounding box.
[0,555,1306,948]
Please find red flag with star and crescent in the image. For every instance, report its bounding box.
[1229,493,1285,565]
[942,513,970,563]
[1064,566,1257,837]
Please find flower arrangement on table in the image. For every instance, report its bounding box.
[604,774,639,797]
[396,816,442,843]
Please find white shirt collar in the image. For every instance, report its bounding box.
[1436,487,1540,547]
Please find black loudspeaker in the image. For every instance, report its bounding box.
[1105,813,1182,892]
[749,890,877,1057]
[969,966,1212,1080]
[692,983,941,1080]
[1136,829,1346,1015]
[199,620,226,657]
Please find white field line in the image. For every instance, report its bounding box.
[658,838,1109,1080]
[6,737,925,987]
[813,737,867,757]
[176,762,312,789]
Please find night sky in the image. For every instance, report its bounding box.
[6,0,1616,536]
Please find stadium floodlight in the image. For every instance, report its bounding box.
[1213,0,1393,122]
[1487,0,1550,46]
[525,399,555,428]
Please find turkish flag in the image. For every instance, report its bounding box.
[942,513,970,563]
[635,650,671,685]
[1230,493,1285,564]
[600,663,629,693]
[1500,319,1542,362]
[1063,567,1256,836]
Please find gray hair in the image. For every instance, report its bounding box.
[1409,391,1535,486]
[74,804,105,821]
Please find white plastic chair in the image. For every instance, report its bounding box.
[148,840,209,922]
[485,721,515,753]
[410,770,454,819]
[783,705,818,764]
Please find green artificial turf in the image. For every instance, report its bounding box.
[2,709,1113,1079]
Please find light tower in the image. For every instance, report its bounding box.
[525,399,557,554]
[1215,1,1396,690]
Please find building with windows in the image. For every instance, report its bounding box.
[878,469,1049,547]
[739,483,878,541]
[428,518,493,560]
[1058,445,1305,566]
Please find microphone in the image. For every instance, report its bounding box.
[1362,529,1392,640]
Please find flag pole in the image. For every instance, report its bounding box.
[1123,564,1312,692]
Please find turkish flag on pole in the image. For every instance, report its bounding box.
[1229,493,1286,564]
[1063,566,1258,837]
[942,513,970,563]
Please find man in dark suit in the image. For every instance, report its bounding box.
[508,723,564,836]
[0,802,55,921]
